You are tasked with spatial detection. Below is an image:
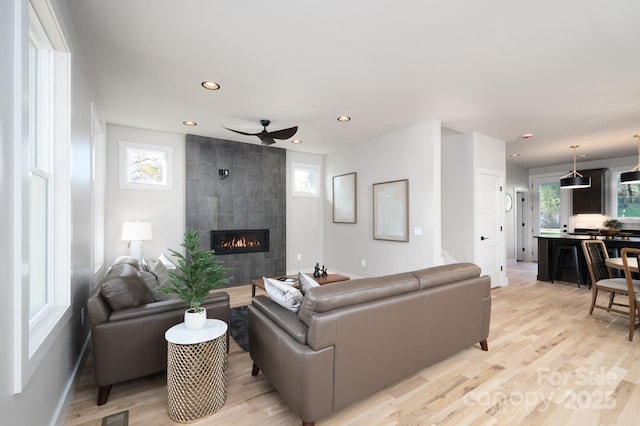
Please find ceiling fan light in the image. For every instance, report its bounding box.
[560,176,591,189]
[621,170,640,184]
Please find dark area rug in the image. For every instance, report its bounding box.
[229,305,249,351]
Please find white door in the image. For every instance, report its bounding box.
[476,170,503,287]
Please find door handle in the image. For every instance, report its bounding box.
[480,236,489,241]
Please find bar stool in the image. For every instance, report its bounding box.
[552,245,583,287]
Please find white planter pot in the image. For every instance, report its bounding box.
[184,307,207,330]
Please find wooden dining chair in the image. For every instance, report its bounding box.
[621,247,640,341]
[581,240,628,315]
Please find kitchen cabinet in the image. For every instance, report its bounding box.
[572,168,606,214]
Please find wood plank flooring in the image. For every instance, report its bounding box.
[63,263,640,425]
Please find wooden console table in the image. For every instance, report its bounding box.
[251,273,350,297]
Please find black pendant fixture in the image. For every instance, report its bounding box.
[621,135,640,184]
[560,145,591,189]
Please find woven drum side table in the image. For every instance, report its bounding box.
[165,319,228,423]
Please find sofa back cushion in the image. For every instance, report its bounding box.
[100,264,155,311]
[411,263,481,290]
[298,272,419,326]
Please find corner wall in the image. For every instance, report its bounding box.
[323,120,442,277]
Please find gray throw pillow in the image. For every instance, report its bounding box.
[298,272,320,295]
[139,270,177,301]
[264,277,304,314]
[150,259,170,287]
[100,265,155,310]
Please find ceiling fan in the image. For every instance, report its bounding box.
[222,119,298,145]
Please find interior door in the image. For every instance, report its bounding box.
[476,170,503,287]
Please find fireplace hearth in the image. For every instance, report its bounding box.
[210,229,270,255]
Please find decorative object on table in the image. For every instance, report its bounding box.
[332,172,357,223]
[313,262,321,278]
[560,145,591,189]
[373,179,409,241]
[321,265,327,277]
[121,221,152,263]
[601,219,622,239]
[158,228,231,330]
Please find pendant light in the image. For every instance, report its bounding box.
[621,135,640,184]
[560,145,591,189]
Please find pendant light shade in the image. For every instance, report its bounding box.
[621,135,640,184]
[560,145,591,189]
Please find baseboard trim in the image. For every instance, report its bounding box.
[52,332,91,426]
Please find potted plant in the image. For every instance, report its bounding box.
[158,228,231,330]
[603,219,622,230]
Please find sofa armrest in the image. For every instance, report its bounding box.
[251,295,308,345]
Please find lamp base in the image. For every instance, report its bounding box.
[129,240,144,263]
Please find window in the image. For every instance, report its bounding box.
[613,170,640,217]
[119,141,174,190]
[539,182,561,234]
[16,1,72,392]
[291,162,321,197]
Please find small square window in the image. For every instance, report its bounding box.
[292,162,321,197]
[119,141,173,190]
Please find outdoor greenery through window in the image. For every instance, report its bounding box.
[539,182,561,233]
[616,174,640,217]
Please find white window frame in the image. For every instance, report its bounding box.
[118,140,174,190]
[291,162,321,197]
[14,1,72,393]
[91,103,106,275]
[609,166,640,222]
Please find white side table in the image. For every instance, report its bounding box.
[165,319,228,423]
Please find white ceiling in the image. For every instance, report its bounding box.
[62,0,640,168]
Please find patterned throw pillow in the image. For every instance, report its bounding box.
[298,272,320,295]
[139,270,177,301]
[150,259,170,287]
[263,277,304,314]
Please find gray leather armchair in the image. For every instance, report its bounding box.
[87,260,230,405]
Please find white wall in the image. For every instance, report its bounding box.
[323,120,442,278]
[105,124,186,265]
[286,151,324,274]
[1,0,98,424]
[442,131,474,262]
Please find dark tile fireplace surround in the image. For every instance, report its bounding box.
[186,134,286,286]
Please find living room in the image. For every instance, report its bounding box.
[2,1,640,425]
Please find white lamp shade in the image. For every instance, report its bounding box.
[121,221,152,241]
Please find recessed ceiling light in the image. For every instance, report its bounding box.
[182,120,197,126]
[201,81,221,90]
[337,116,351,122]
[509,153,520,158]
[291,139,302,144]
[522,133,533,139]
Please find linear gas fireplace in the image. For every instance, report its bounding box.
[210,229,270,255]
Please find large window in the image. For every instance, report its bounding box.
[17,1,72,392]
[539,182,561,233]
[614,171,640,217]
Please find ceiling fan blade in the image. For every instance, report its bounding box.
[267,126,298,140]
[222,125,260,137]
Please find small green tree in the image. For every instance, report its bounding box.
[158,229,231,312]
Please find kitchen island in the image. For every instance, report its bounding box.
[535,234,640,286]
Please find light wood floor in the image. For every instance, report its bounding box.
[64,263,640,425]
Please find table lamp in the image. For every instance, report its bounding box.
[121,221,152,262]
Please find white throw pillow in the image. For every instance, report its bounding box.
[263,277,304,314]
[298,272,320,295]
[158,252,177,269]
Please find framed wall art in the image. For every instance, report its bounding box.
[332,172,357,223]
[373,179,409,241]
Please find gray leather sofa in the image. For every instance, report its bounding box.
[87,257,230,405]
[248,262,491,426]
